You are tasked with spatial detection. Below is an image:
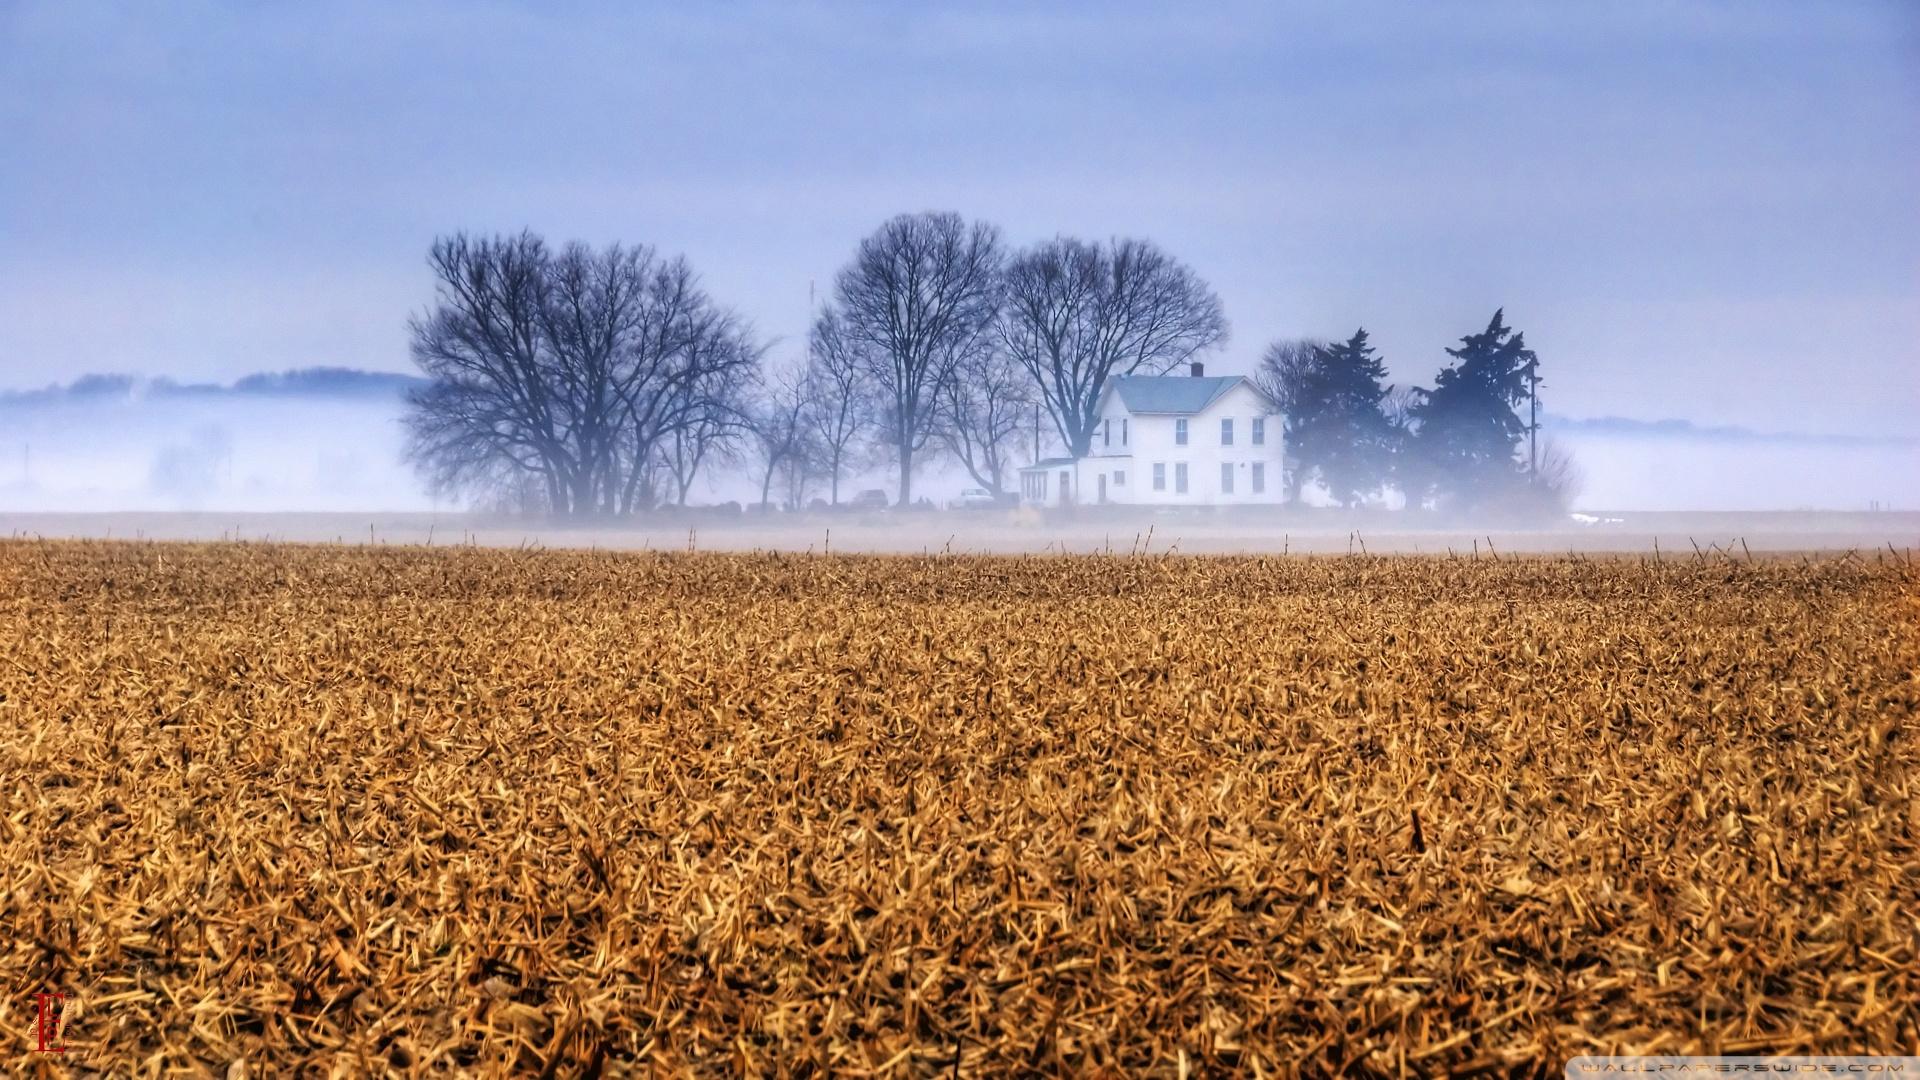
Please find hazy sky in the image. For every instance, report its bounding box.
[4,1,1916,435]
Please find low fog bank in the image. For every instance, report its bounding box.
[0,373,1913,515]
[3,507,1915,556]
[0,380,432,513]
[1552,431,1916,512]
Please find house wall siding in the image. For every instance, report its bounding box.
[1081,382,1285,505]
[1029,374,1282,503]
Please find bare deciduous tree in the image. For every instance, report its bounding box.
[656,365,748,507]
[804,310,875,506]
[829,212,1003,505]
[1254,337,1333,503]
[745,363,816,511]
[404,231,759,516]
[535,240,658,513]
[1533,437,1584,510]
[935,343,1031,497]
[999,237,1227,458]
[405,232,571,510]
[607,283,759,514]
[1252,338,1329,418]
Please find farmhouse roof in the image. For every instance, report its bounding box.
[1107,374,1267,415]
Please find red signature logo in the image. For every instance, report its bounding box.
[33,992,67,1053]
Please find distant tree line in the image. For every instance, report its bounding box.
[404,214,1572,516]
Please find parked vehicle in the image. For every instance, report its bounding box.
[848,488,890,511]
[950,487,999,510]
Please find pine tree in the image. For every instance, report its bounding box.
[1286,328,1396,508]
[1407,309,1538,508]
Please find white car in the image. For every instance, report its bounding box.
[950,487,999,510]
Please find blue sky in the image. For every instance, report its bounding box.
[3,1,1915,435]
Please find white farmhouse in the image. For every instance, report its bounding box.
[1018,363,1284,507]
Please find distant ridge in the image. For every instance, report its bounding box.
[0,367,427,406]
[1542,412,1917,447]
[230,368,427,397]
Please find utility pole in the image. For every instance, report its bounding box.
[1525,355,1540,481]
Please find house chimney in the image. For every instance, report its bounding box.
[1190,362,1204,378]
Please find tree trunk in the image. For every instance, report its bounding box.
[619,439,650,514]
[571,472,597,519]
[760,456,779,510]
[897,446,913,505]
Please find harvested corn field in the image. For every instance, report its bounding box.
[2,541,1916,1075]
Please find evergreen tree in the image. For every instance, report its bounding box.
[1281,328,1396,508]
[1407,309,1538,508]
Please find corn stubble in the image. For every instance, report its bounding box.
[1,541,1915,1075]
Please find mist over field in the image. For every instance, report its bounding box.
[0,372,428,513]
[1,371,1911,516]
